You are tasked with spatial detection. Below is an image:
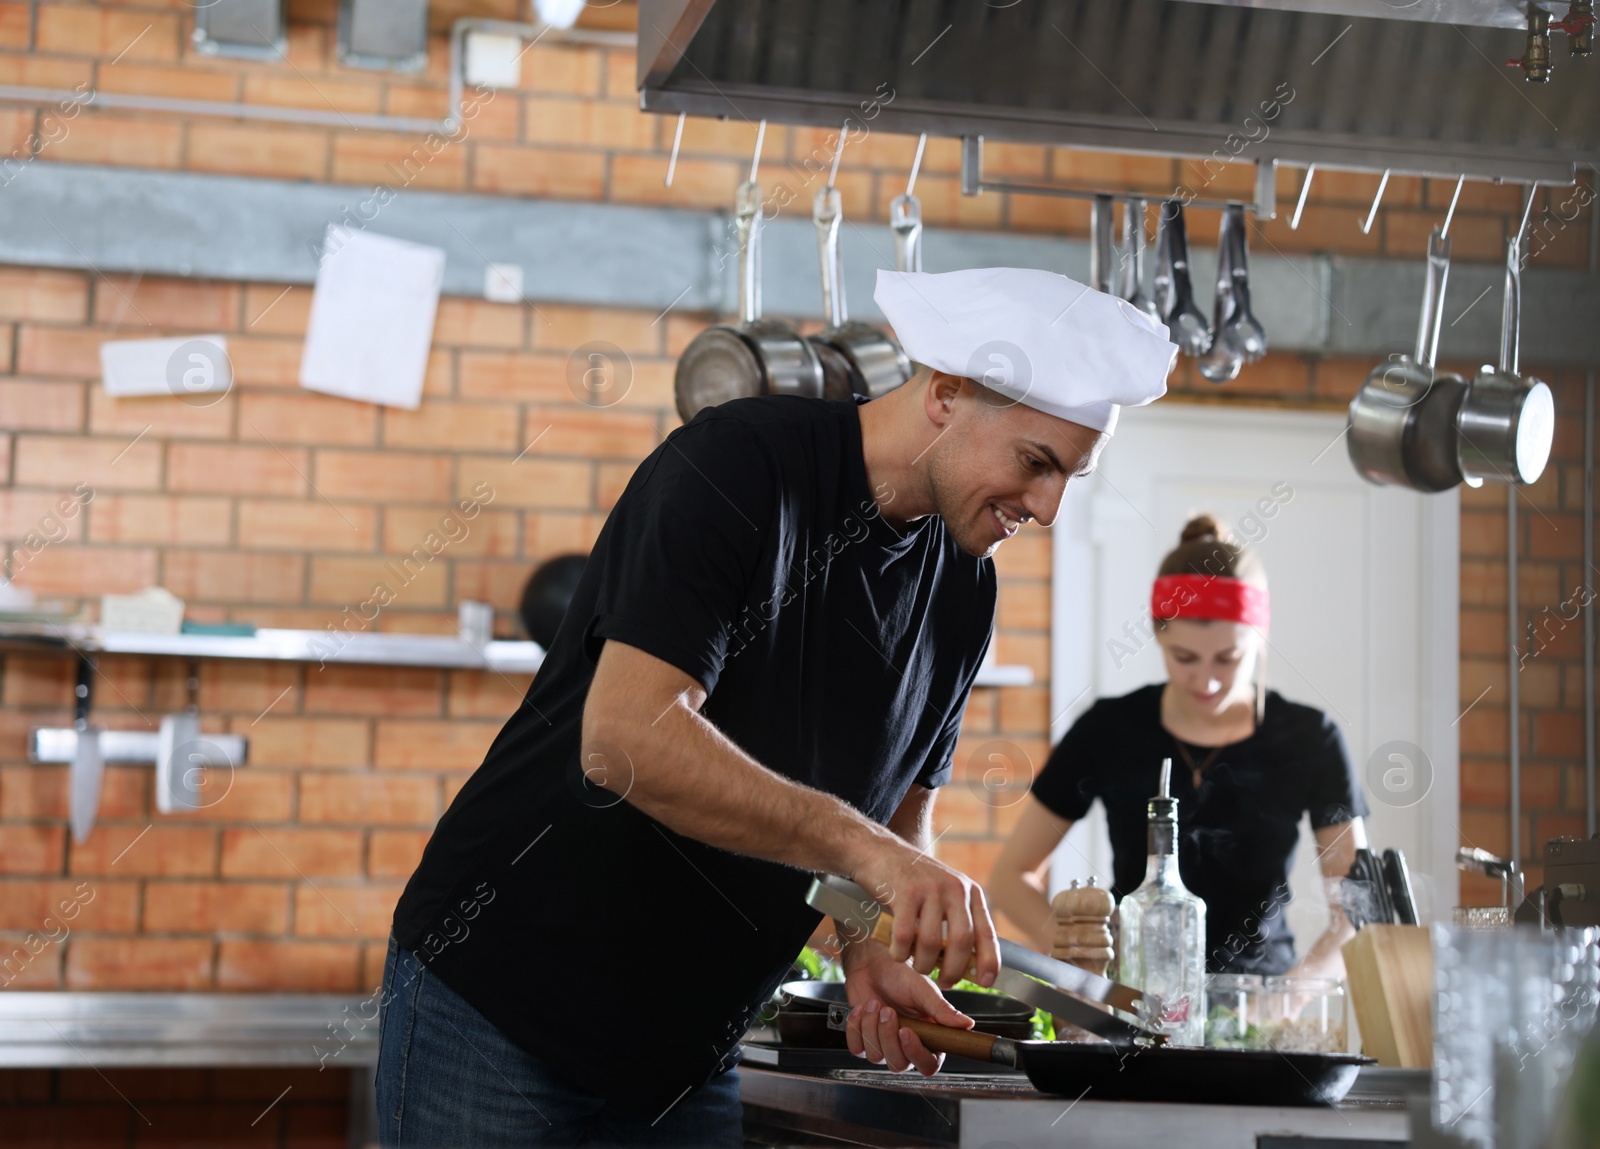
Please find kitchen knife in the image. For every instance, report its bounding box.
[804,874,1157,1017]
[69,657,102,845]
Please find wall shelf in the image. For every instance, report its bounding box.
[0,621,1034,686]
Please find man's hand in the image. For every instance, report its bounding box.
[849,840,1000,991]
[840,939,973,1075]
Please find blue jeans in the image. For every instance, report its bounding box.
[375,937,743,1147]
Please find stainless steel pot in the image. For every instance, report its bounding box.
[1457,213,1555,486]
[807,186,912,400]
[1347,227,1470,491]
[674,180,824,422]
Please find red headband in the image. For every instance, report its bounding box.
[1152,574,1270,629]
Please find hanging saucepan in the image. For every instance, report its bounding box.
[1456,213,1555,486]
[674,180,824,423]
[807,186,912,401]
[1154,200,1211,356]
[1346,227,1470,492]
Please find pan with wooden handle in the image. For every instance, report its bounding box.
[825,1005,1369,1106]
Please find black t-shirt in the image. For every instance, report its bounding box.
[391,396,996,1117]
[1030,684,1367,975]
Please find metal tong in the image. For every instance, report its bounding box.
[805,874,1166,1047]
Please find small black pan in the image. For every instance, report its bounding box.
[843,1010,1369,1107]
[777,981,1032,1049]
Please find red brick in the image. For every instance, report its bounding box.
[369,829,430,878]
[10,543,157,596]
[188,123,330,181]
[0,267,88,321]
[0,377,84,431]
[457,350,572,401]
[293,883,402,938]
[381,400,520,452]
[143,881,289,934]
[243,717,370,768]
[238,498,378,552]
[13,433,161,490]
[372,719,499,770]
[217,939,360,990]
[308,554,450,609]
[0,824,66,873]
[0,763,145,821]
[239,389,379,446]
[458,455,592,509]
[169,442,308,496]
[70,825,216,878]
[221,827,364,878]
[446,670,531,719]
[299,773,438,825]
[98,61,240,102]
[66,937,213,990]
[303,665,444,717]
[311,449,453,503]
[35,6,179,60]
[86,493,233,545]
[472,143,605,198]
[0,878,139,931]
[382,506,520,558]
[331,131,469,192]
[522,406,660,460]
[88,386,234,441]
[163,551,307,604]
[45,113,185,169]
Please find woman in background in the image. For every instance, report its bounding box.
[989,515,1368,978]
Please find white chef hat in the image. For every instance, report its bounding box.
[874,267,1178,435]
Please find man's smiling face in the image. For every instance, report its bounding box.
[923,372,1108,559]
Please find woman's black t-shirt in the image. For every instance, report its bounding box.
[1030,684,1367,974]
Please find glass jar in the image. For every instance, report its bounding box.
[1261,976,1347,1053]
[1204,973,1264,1048]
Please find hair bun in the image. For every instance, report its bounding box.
[1179,514,1220,544]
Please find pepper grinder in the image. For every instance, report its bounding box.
[1050,878,1116,976]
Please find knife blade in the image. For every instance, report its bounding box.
[804,874,1156,1016]
[992,968,1164,1046]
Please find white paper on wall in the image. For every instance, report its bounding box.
[101,334,231,398]
[299,226,446,410]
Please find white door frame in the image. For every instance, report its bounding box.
[1048,402,1461,919]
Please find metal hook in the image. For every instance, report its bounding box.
[1441,174,1466,238]
[827,119,846,190]
[749,119,767,185]
[1361,169,1391,235]
[1289,164,1315,231]
[664,112,685,188]
[907,132,927,198]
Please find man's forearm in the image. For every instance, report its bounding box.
[585,689,899,881]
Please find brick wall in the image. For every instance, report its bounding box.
[0,0,1591,999]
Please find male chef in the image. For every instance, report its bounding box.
[376,267,1177,1147]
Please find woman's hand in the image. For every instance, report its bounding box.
[839,940,974,1075]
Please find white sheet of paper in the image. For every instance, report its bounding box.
[101,334,231,397]
[299,226,445,410]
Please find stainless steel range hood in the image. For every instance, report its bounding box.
[638,0,1597,184]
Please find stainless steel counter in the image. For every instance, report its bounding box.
[738,1061,1412,1148]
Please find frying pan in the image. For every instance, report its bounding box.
[674,179,824,423]
[829,1007,1369,1107]
[776,981,1032,1049]
[808,186,912,400]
